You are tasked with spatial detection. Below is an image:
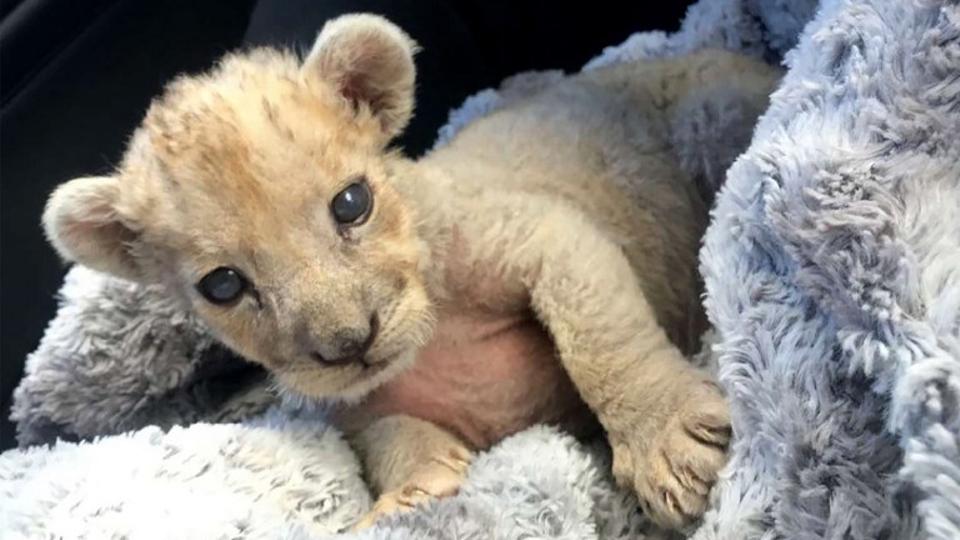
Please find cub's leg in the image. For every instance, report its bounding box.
[462,198,730,530]
[350,415,473,530]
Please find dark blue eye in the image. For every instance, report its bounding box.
[197,267,246,304]
[331,180,372,225]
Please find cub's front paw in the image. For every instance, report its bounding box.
[352,448,472,530]
[611,380,731,530]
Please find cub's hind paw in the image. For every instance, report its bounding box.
[352,448,472,530]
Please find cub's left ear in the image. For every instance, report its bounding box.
[42,175,144,281]
[303,14,418,141]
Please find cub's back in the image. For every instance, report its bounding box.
[423,50,779,351]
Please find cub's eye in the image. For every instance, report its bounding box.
[331,180,372,225]
[197,267,246,304]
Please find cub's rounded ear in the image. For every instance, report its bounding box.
[302,13,418,141]
[42,176,143,281]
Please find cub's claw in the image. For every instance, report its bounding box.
[611,379,731,530]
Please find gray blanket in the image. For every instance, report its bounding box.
[4,0,959,538]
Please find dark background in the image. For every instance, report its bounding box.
[0,0,694,450]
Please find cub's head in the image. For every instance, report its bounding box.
[42,15,435,400]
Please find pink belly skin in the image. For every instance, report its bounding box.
[361,310,594,449]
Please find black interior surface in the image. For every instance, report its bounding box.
[0,0,257,449]
[0,0,692,450]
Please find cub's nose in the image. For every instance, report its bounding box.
[308,314,379,366]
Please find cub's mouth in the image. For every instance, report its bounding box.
[265,297,432,400]
[275,347,411,402]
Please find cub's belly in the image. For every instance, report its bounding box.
[361,311,593,448]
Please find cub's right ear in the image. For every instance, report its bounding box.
[43,176,143,281]
[302,14,418,141]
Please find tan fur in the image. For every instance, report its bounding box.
[43,14,780,531]
[349,415,473,530]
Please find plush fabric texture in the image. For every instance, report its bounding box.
[4,0,958,538]
[697,1,960,538]
[0,411,370,539]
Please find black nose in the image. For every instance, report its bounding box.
[310,314,379,366]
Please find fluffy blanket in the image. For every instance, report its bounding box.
[4,0,959,538]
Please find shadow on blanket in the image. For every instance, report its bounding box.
[5,0,960,538]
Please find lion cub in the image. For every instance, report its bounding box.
[43,14,779,530]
